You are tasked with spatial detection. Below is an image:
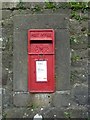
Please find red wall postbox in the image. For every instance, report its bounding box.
[28,29,55,93]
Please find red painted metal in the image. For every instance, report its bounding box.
[28,29,55,93]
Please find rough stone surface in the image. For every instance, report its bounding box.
[2,51,13,87]
[13,92,33,107]
[71,66,88,85]
[33,94,52,108]
[71,49,88,59]
[71,83,88,105]
[18,2,44,9]
[12,8,70,17]
[71,59,88,68]
[3,107,34,118]
[42,107,66,118]
[2,87,13,108]
[42,106,88,118]
[0,88,2,120]
[1,3,88,119]
[14,14,68,31]
[2,51,13,69]
[2,2,18,9]
[70,18,88,50]
[0,51,2,86]
[52,91,71,107]
[2,10,12,20]
[88,63,90,75]
[55,29,70,90]
[0,3,2,10]
[2,19,13,36]
[3,106,88,118]
[67,106,88,118]
[88,48,90,61]
[13,31,28,91]
[2,67,8,85]
[69,20,88,35]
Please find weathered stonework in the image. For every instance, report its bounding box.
[1,2,88,119]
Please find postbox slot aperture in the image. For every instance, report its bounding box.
[30,40,52,44]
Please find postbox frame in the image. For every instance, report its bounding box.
[28,29,55,93]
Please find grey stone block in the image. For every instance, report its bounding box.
[2,51,12,69]
[2,10,12,20]
[13,93,51,107]
[42,106,88,118]
[0,3,2,10]
[71,83,88,105]
[13,92,33,107]
[88,63,90,75]
[41,9,70,15]
[2,88,13,108]
[13,14,68,31]
[71,44,88,49]
[21,2,44,9]
[0,52,2,85]
[69,20,88,35]
[3,106,88,118]
[42,107,66,118]
[71,59,88,68]
[55,29,70,90]
[52,91,71,107]
[3,107,34,118]
[13,31,28,91]
[12,9,69,16]
[71,66,88,84]
[2,2,18,9]
[2,19,13,37]
[70,34,88,50]
[2,67,8,85]
[67,106,88,118]
[89,49,90,62]
[71,49,88,60]
[12,10,32,16]
[33,94,51,107]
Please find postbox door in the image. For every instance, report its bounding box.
[28,54,55,92]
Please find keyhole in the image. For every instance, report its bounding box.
[39,54,43,58]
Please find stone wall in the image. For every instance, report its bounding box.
[1,2,89,119]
